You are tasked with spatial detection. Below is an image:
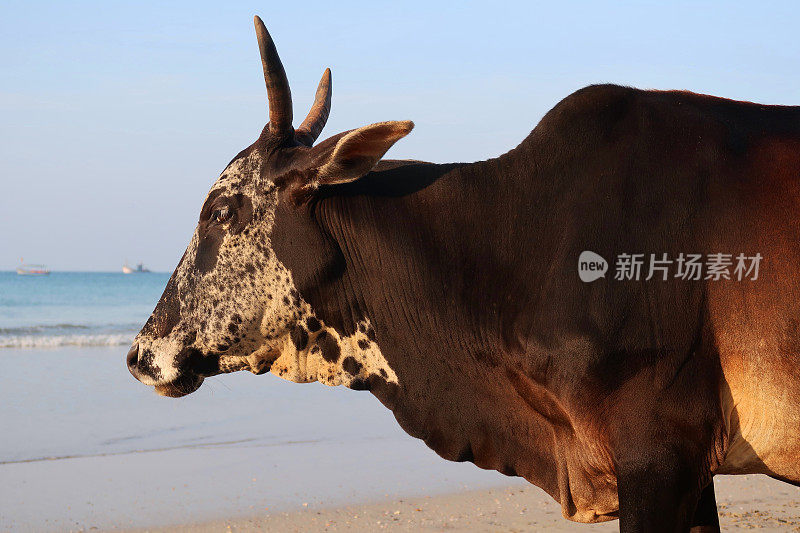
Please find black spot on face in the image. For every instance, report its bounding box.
[380,368,388,378]
[195,191,254,274]
[318,331,341,363]
[282,296,290,305]
[349,377,369,391]
[228,323,238,334]
[291,324,309,351]
[137,348,162,380]
[195,232,223,274]
[342,356,362,375]
[357,339,370,350]
[174,346,205,375]
[305,316,321,332]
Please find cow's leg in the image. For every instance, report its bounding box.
[616,446,704,533]
[689,481,720,532]
[608,338,725,532]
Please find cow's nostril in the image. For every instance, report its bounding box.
[126,343,140,373]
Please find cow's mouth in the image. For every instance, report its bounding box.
[127,344,223,398]
[153,347,276,397]
[129,339,281,398]
[157,353,277,397]
[154,349,225,397]
[154,372,205,398]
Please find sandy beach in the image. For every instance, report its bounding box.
[126,475,800,532]
[2,345,799,532]
[0,345,525,532]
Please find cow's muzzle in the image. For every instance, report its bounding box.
[127,342,216,398]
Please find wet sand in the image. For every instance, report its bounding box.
[126,475,799,532]
[0,346,524,531]
[2,347,798,532]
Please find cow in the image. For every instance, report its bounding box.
[126,15,800,532]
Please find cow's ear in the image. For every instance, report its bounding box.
[313,121,414,185]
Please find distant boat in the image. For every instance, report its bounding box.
[17,263,50,276]
[123,261,151,274]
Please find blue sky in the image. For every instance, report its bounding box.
[2,1,799,271]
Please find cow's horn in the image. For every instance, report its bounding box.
[296,68,332,147]
[254,16,293,135]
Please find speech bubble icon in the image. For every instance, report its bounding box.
[578,251,608,282]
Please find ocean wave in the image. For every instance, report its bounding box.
[0,334,135,349]
[0,324,96,335]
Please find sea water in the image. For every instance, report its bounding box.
[0,271,169,349]
[0,271,520,531]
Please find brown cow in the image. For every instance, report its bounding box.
[127,16,800,532]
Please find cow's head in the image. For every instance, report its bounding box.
[126,17,411,397]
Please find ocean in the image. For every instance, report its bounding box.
[0,271,169,349]
[0,271,519,531]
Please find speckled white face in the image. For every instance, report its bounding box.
[130,146,398,396]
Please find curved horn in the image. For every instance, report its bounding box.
[253,16,292,134]
[296,68,332,146]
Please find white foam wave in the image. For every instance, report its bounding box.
[0,334,134,349]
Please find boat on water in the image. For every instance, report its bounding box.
[16,263,50,276]
[123,262,151,274]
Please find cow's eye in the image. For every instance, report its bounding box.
[211,207,232,224]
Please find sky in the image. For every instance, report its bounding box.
[1,1,799,272]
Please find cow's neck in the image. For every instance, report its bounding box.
[316,149,553,392]
[315,141,547,354]
[275,141,588,507]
